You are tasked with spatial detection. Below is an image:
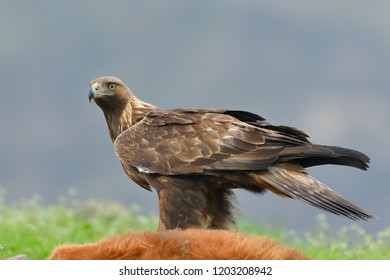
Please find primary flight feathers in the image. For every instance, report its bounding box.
[89,76,373,229]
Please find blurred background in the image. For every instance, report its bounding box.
[1,0,389,234]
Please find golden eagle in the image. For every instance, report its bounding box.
[89,76,373,230]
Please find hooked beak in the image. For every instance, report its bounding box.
[88,83,99,103]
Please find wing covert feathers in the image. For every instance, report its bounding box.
[114,109,370,175]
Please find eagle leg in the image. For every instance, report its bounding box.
[146,175,236,230]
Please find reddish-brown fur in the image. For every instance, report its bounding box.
[49,229,309,260]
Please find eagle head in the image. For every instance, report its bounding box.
[89,76,157,142]
[88,76,132,110]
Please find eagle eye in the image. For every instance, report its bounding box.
[108,83,117,90]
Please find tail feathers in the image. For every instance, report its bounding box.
[256,165,374,221]
[325,146,370,170]
[282,145,370,171]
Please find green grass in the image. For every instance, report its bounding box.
[0,188,389,260]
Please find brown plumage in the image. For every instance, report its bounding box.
[89,76,373,230]
[49,229,309,260]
